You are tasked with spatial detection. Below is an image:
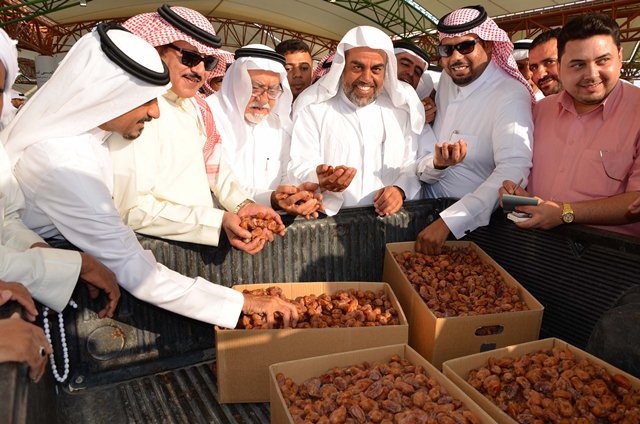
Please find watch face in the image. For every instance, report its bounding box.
[562,213,575,224]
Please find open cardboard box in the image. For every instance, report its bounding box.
[215,282,408,403]
[442,337,640,423]
[383,241,544,369]
[269,344,495,424]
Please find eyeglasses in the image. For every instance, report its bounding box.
[166,44,219,71]
[251,84,284,100]
[437,39,481,57]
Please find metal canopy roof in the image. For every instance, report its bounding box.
[1,0,639,83]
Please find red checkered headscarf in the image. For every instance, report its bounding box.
[200,49,235,96]
[123,6,226,77]
[312,51,334,83]
[438,7,534,102]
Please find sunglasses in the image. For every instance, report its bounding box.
[437,39,481,57]
[166,44,219,71]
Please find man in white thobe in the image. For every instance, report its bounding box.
[108,6,283,253]
[415,5,534,254]
[392,40,468,201]
[207,44,322,218]
[288,26,424,216]
[0,28,119,316]
[2,24,297,329]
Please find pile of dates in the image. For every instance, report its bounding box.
[393,247,529,317]
[466,347,639,423]
[239,213,286,243]
[277,354,480,424]
[239,286,399,329]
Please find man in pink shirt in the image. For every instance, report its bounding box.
[501,13,640,237]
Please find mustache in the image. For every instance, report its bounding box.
[249,101,270,109]
[184,72,203,82]
[138,115,153,124]
[351,81,376,89]
[449,60,469,69]
[538,75,556,84]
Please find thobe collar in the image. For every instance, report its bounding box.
[558,79,623,121]
[452,60,498,100]
[89,127,112,144]
[164,89,190,109]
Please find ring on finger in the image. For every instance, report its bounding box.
[38,345,46,357]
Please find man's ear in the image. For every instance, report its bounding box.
[484,40,494,57]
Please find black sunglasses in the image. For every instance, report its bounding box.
[437,39,481,57]
[166,43,219,71]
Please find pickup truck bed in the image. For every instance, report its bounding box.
[2,199,638,424]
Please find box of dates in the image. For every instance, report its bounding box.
[269,343,495,424]
[442,338,640,423]
[382,241,543,369]
[215,282,408,403]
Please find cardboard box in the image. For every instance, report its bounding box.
[442,337,640,423]
[215,282,408,403]
[382,241,544,369]
[269,344,496,424]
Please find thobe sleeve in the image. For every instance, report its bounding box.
[1,148,42,250]
[440,94,533,239]
[32,165,244,328]
[212,154,254,211]
[1,146,81,312]
[287,107,345,215]
[0,245,80,312]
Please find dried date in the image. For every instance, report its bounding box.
[237,287,400,329]
[277,355,479,423]
[393,247,529,317]
[466,347,640,423]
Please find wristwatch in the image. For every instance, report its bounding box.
[561,202,575,224]
[233,199,254,214]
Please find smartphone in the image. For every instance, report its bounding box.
[502,194,538,212]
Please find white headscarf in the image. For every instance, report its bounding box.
[512,38,533,61]
[1,26,170,167]
[208,44,293,142]
[393,47,428,69]
[0,29,19,127]
[293,26,424,135]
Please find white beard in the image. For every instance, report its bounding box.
[244,112,269,125]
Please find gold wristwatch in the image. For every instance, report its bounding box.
[561,202,575,224]
[233,199,255,214]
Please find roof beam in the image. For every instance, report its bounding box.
[324,0,434,38]
[4,14,339,59]
[494,0,640,41]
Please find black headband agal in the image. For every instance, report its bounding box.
[234,47,286,67]
[436,5,488,34]
[513,41,532,50]
[157,4,221,48]
[393,40,430,63]
[97,22,170,86]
